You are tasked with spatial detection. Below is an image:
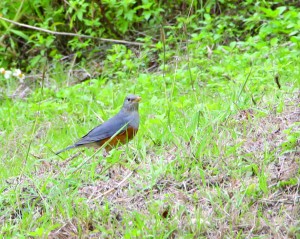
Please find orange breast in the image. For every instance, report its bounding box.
[96,127,138,151]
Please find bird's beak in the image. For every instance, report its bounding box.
[134,96,142,102]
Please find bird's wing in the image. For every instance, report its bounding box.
[73,113,129,146]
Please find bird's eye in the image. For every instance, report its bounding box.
[127,98,131,102]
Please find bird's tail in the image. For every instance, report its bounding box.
[55,145,76,155]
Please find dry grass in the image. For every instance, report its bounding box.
[47,93,299,238]
[1,92,299,238]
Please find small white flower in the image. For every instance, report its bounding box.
[4,70,12,79]
[13,69,21,77]
[13,69,25,82]
[0,68,5,74]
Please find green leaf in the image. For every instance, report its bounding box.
[9,29,29,40]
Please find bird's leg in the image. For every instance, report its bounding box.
[103,145,113,158]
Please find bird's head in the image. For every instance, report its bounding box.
[122,94,141,112]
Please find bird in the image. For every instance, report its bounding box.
[55,94,141,155]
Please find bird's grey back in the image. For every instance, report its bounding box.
[73,109,139,146]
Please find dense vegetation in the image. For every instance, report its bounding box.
[1,0,300,70]
[0,0,299,238]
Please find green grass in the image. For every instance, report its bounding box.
[0,38,299,238]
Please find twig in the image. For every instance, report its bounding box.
[59,151,82,167]
[236,65,253,103]
[0,16,146,47]
[91,169,136,201]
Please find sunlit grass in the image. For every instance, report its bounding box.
[0,40,299,237]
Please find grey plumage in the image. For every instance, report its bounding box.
[55,94,141,155]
